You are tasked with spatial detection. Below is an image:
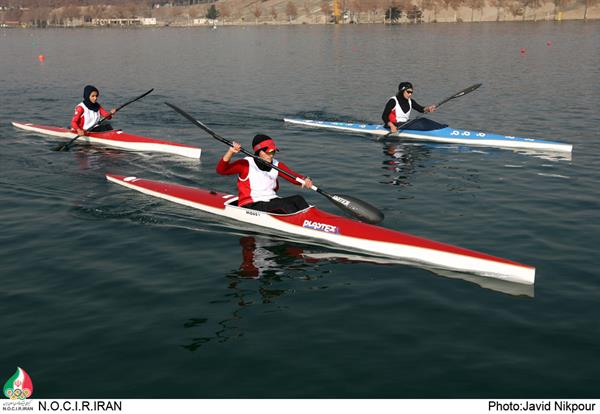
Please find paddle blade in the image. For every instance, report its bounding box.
[52,139,75,151]
[436,83,482,108]
[52,143,68,151]
[328,193,384,224]
[454,83,482,98]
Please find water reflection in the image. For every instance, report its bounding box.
[181,234,533,351]
[380,142,432,187]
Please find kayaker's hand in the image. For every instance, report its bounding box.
[109,108,116,115]
[302,177,313,189]
[425,105,436,113]
[77,128,85,136]
[388,122,398,133]
[230,141,241,154]
[223,142,241,162]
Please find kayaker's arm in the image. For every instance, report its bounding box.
[412,100,436,113]
[99,105,115,119]
[70,106,86,135]
[216,158,249,177]
[381,99,395,125]
[277,162,313,189]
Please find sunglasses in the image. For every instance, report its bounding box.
[265,149,276,155]
[405,90,414,94]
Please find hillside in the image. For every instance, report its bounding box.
[1,0,599,26]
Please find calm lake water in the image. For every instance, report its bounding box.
[1,22,599,398]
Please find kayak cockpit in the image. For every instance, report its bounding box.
[398,117,448,131]
[223,195,314,216]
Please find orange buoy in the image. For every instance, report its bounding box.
[520,48,526,55]
[38,54,45,62]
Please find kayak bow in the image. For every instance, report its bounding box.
[106,174,536,285]
[12,122,201,159]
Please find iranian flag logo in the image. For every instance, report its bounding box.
[3,367,33,399]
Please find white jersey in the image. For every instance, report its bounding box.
[76,102,101,130]
[390,96,412,123]
[239,157,280,205]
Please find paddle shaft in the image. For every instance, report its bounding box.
[55,88,154,151]
[390,83,482,133]
[164,102,384,224]
[165,103,315,187]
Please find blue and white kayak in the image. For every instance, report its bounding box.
[283,117,572,154]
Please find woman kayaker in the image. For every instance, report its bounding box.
[382,82,436,133]
[216,134,314,214]
[70,85,116,136]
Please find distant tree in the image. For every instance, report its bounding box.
[32,6,52,27]
[364,0,382,22]
[206,3,219,20]
[406,4,423,22]
[523,0,543,20]
[466,0,485,21]
[583,0,600,19]
[349,0,367,22]
[441,0,461,11]
[252,4,262,23]
[286,1,297,20]
[220,3,231,22]
[303,0,311,14]
[385,5,402,22]
[320,0,331,20]
[62,5,81,24]
[421,0,439,22]
[270,5,277,20]
[188,5,201,20]
[489,0,508,20]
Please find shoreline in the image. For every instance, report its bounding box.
[2,2,599,29]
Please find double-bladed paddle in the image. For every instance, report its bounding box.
[165,102,384,225]
[384,83,482,137]
[53,88,154,151]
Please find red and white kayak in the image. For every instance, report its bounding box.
[12,122,201,159]
[106,174,536,285]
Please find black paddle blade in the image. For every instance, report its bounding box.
[454,83,482,98]
[436,83,482,108]
[328,193,384,224]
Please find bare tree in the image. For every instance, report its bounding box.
[62,5,81,25]
[286,1,297,21]
[253,3,262,23]
[441,0,460,11]
[466,0,485,21]
[270,5,277,20]
[583,0,600,19]
[421,0,439,23]
[489,0,508,20]
[349,0,367,22]
[303,0,311,14]
[32,6,51,26]
[321,0,331,21]
[220,3,230,23]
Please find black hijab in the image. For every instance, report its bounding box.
[82,85,100,112]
